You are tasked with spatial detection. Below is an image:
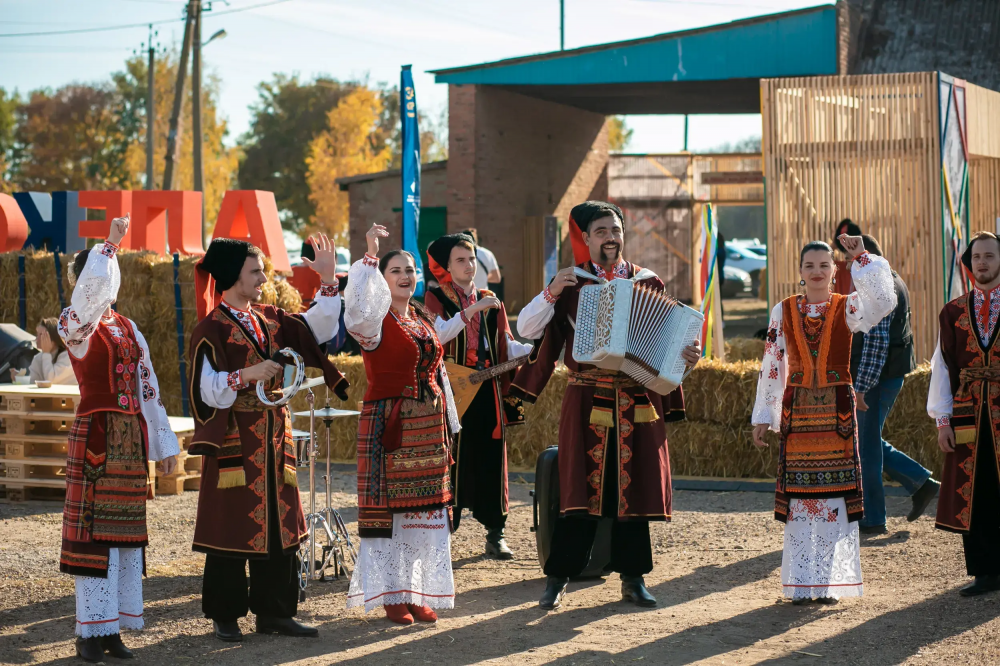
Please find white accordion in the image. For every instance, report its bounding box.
[572,268,704,395]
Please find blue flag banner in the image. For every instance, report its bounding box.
[400,65,424,297]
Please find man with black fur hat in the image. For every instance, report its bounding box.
[423,232,533,559]
[929,231,1000,597]
[512,201,700,610]
[188,234,349,641]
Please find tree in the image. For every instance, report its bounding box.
[113,51,239,227]
[608,116,633,152]
[704,135,761,154]
[0,88,18,193]
[305,86,392,242]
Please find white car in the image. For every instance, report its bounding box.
[724,243,766,291]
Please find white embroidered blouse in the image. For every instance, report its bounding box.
[751,252,897,432]
[343,254,462,435]
[57,241,179,462]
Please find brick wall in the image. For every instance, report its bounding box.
[448,84,609,309]
[345,165,448,265]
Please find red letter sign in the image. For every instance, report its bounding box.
[77,191,134,248]
[212,190,290,271]
[0,193,29,251]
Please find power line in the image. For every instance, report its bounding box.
[0,0,292,38]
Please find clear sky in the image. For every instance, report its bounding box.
[0,0,831,154]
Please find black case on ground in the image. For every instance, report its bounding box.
[532,446,612,579]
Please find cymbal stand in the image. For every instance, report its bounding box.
[316,399,358,579]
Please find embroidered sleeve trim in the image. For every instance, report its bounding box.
[318,282,339,298]
[542,286,557,304]
[854,252,871,267]
[936,416,951,429]
[362,253,379,268]
[100,241,119,258]
[227,370,243,390]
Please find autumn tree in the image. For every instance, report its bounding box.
[305,86,392,242]
[0,88,18,193]
[608,116,633,152]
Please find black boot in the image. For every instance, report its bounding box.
[621,575,657,607]
[485,528,514,560]
[959,575,1000,597]
[859,524,888,536]
[907,478,941,522]
[75,636,104,663]
[213,619,243,642]
[101,633,134,659]
[255,616,319,637]
[539,576,568,610]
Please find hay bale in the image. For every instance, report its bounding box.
[274,279,303,313]
[0,252,19,323]
[506,365,570,470]
[724,337,766,362]
[682,359,760,428]
[882,363,942,473]
[666,420,780,478]
[286,355,367,461]
[24,249,62,327]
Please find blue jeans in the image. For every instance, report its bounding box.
[856,376,933,527]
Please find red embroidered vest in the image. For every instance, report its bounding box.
[70,313,142,416]
[782,294,853,389]
[361,312,444,402]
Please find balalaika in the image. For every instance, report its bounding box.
[571,267,704,395]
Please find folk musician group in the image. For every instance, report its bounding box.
[52,201,1000,661]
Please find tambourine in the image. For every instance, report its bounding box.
[256,347,306,407]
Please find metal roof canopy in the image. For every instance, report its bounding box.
[431,5,838,115]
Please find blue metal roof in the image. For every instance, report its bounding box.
[431,5,838,86]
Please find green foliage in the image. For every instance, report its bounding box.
[608,115,633,152]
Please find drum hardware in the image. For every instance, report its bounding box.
[292,386,361,593]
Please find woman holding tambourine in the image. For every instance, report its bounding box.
[342,223,461,625]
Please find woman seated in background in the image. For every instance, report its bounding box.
[13,318,76,385]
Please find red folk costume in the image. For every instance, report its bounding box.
[58,240,179,638]
[343,252,458,613]
[512,258,684,521]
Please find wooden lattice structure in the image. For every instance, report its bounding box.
[761,72,1000,361]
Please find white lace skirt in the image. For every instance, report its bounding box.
[781,498,863,600]
[347,509,455,613]
[75,547,144,637]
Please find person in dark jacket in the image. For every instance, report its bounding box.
[850,235,939,535]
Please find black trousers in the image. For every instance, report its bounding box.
[963,417,1000,577]
[202,436,301,621]
[453,382,507,532]
[543,424,653,579]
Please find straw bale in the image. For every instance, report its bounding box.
[506,365,570,469]
[286,354,367,461]
[0,252,19,323]
[23,249,62,327]
[725,337,766,362]
[882,363,942,473]
[682,359,759,427]
[666,420,780,478]
[274,279,303,313]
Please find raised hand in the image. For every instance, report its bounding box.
[547,267,579,297]
[303,233,339,283]
[108,214,130,246]
[838,234,865,260]
[366,224,389,258]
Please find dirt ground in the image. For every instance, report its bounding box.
[722,298,769,340]
[2,473,999,666]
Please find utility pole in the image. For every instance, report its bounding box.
[559,0,564,50]
[145,24,156,190]
[191,1,205,246]
[162,0,195,191]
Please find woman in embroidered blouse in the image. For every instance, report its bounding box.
[57,215,180,662]
[751,234,896,605]
[343,223,460,625]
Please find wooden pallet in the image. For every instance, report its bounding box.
[156,473,201,495]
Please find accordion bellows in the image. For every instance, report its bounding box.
[572,274,704,395]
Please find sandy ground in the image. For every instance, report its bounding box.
[2,473,999,666]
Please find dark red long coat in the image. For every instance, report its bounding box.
[510,261,684,521]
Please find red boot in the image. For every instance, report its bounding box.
[384,603,414,625]
[407,604,438,623]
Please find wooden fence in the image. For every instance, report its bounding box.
[761,73,943,361]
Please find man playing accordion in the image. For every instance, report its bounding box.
[513,200,701,609]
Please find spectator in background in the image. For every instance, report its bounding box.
[17,318,76,385]
[833,219,862,295]
[461,228,503,296]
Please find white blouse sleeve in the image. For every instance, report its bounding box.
[300,285,341,344]
[507,337,534,358]
[198,356,240,410]
[845,253,898,334]
[58,241,121,359]
[516,288,558,339]
[927,336,954,426]
[344,255,391,351]
[751,302,787,432]
[434,314,468,345]
[134,325,180,462]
